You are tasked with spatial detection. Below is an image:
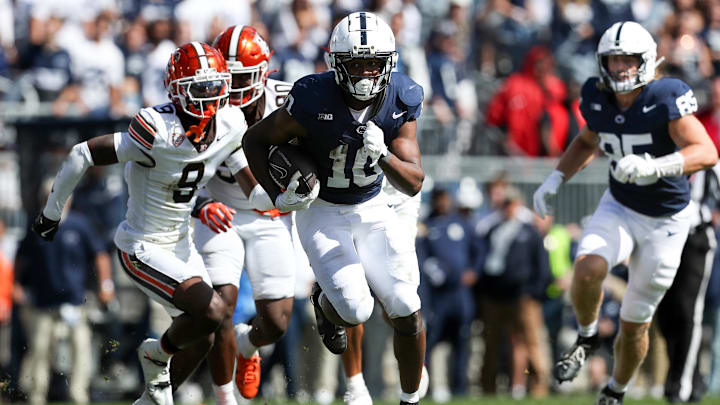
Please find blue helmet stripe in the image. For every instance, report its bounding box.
[615,22,625,46]
[359,12,367,45]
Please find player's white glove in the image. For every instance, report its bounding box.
[363,121,388,162]
[275,171,320,212]
[248,184,275,212]
[613,152,684,185]
[533,170,564,219]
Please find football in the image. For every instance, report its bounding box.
[268,143,318,196]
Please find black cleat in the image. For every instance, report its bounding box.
[596,385,624,405]
[400,402,418,405]
[554,334,600,383]
[311,282,347,354]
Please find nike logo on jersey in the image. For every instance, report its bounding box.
[392,111,407,119]
[667,230,676,237]
[643,104,657,113]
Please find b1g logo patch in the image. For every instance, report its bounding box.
[317,113,333,121]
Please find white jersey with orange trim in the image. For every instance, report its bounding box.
[114,102,248,250]
[203,78,293,211]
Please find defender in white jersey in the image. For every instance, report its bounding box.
[32,42,260,405]
[167,26,303,404]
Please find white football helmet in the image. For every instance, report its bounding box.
[597,21,661,93]
[327,12,398,101]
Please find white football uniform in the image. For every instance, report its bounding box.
[288,70,424,324]
[577,191,694,323]
[295,196,421,323]
[193,79,309,299]
[114,102,248,317]
[382,177,421,240]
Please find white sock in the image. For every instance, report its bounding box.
[235,323,259,358]
[400,390,419,403]
[346,373,367,393]
[608,377,628,393]
[150,339,171,361]
[213,381,238,405]
[578,320,598,337]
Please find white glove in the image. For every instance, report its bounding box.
[614,154,655,184]
[533,170,564,218]
[613,152,683,185]
[363,121,388,162]
[248,184,275,211]
[274,171,320,212]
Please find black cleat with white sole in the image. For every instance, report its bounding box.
[311,282,347,354]
[596,385,624,405]
[554,334,600,383]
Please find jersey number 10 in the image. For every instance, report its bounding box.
[327,145,382,188]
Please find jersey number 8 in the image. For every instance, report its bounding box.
[174,162,205,203]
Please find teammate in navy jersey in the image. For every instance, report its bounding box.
[533,21,718,405]
[243,12,426,405]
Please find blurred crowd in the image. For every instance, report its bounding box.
[3,0,720,155]
[4,0,720,404]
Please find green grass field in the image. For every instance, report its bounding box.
[36,396,720,405]
[369,395,720,405]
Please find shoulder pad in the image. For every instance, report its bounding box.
[651,78,697,120]
[580,77,602,101]
[216,105,247,138]
[292,73,329,95]
[287,73,334,117]
[266,78,293,89]
[128,108,158,150]
[578,77,605,130]
[395,73,423,108]
[220,104,246,122]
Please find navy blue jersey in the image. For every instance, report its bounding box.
[286,71,423,204]
[580,77,696,216]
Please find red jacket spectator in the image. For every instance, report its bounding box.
[697,76,720,153]
[486,46,569,156]
[697,110,720,153]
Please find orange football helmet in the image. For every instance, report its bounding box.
[213,26,272,107]
[165,42,231,119]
